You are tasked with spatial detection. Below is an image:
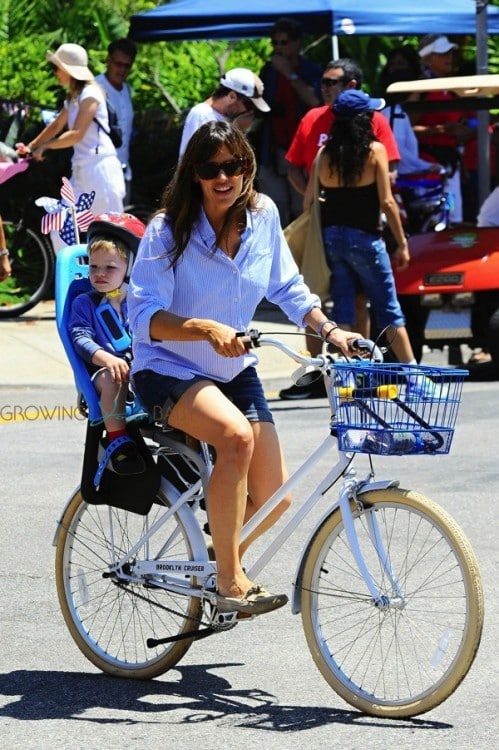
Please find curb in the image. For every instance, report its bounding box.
[2,300,308,389]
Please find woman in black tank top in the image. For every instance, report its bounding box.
[303,89,419,364]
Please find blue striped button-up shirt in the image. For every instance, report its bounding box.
[128,194,321,382]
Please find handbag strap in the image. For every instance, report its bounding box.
[312,146,324,202]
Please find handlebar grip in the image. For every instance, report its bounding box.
[350,338,384,362]
[236,329,260,349]
[338,384,398,401]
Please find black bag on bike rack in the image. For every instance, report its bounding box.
[80,420,161,515]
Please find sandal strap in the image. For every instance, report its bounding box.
[94,434,134,488]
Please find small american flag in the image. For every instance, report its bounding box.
[60,176,76,205]
[40,201,68,234]
[36,178,95,244]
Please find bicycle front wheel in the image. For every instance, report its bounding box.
[301,488,483,718]
[0,220,54,318]
[55,489,202,679]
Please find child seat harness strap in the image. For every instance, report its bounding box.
[94,434,135,488]
[89,291,132,352]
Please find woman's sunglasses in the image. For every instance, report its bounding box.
[195,159,247,180]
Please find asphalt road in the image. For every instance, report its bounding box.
[0,377,498,750]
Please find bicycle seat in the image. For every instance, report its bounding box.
[55,244,148,424]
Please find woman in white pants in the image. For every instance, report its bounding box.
[21,43,125,251]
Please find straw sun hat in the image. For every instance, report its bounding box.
[46,43,93,81]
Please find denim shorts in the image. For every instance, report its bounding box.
[323,225,406,329]
[133,366,274,426]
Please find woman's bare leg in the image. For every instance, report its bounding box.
[239,421,291,558]
[386,325,415,363]
[167,380,255,599]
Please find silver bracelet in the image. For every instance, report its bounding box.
[317,319,338,339]
[0,249,10,257]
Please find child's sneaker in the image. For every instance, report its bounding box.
[107,436,146,476]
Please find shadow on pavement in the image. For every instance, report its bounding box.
[0,666,451,731]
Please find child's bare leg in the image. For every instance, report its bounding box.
[95,369,127,432]
[95,370,145,475]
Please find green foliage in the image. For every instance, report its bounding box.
[3,0,499,112]
[2,0,499,203]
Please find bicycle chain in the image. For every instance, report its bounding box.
[115,579,237,634]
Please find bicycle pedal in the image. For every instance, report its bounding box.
[202,594,239,630]
[211,609,239,629]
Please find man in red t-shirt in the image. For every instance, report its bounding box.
[286,58,400,197]
[279,59,400,401]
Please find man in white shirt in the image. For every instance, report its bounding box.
[179,68,270,157]
[96,38,137,203]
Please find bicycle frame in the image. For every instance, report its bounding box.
[54,338,400,617]
[52,328,481,716]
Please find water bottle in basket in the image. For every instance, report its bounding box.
[362,430,422,455]
[341,429,421,455]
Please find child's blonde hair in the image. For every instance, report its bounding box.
[88,235,130,262]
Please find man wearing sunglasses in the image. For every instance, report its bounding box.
[256,18,322,227]
[179,68,270,157]
[280,58,400,400]
[286,58,400,198]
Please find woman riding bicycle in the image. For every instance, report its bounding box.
[127,121,359,617]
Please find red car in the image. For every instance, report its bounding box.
[388,74,499,378]
[396,226,499,376]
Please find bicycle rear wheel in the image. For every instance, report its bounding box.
[55,489,202,679]
[301,487,483,718]
[0,220,54,318]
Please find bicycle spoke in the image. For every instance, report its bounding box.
[301,489,483,718]
[56,491,202,678]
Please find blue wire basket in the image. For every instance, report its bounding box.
[331,361,467,456]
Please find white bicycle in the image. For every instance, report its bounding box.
[53,331,483,719]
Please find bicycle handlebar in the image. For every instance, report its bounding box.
[240,330,384,366]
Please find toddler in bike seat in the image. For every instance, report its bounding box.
[68,212,146,477]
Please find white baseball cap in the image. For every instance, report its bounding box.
[220,68,270,112]
[419,35,457,58]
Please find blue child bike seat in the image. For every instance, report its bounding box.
[55,243,147,425]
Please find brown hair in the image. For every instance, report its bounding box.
[158,120,258,265]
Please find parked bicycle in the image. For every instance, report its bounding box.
[0,98,65,318]
[53,248,483,720]
[0,94,155,318]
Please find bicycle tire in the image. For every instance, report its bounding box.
[55,488,202,679]
[0,220,54,318]
[300,487,483,718]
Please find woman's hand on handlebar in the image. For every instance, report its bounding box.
[325,327,362,357]
[206,322,249,358]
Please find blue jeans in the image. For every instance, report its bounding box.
[323,225,405,329]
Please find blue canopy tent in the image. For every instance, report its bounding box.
[129,0,497,205]
[129,0,499,41]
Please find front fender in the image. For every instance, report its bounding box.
[291,479,398,614]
